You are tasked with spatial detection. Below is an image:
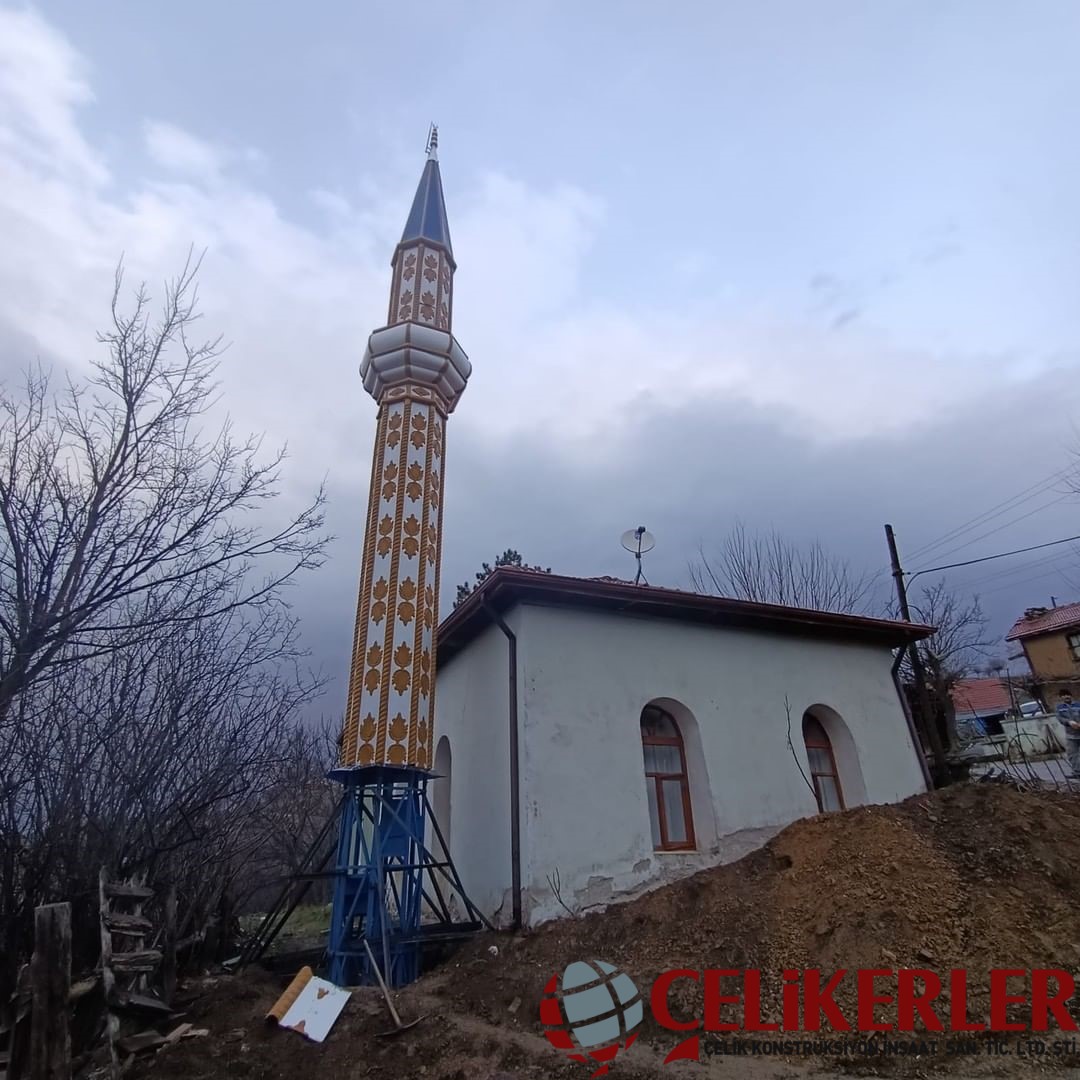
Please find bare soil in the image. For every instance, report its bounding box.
[132,782,1080,1079]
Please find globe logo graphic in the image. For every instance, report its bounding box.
[540,960,643,1076]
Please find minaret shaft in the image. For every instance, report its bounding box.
[341,393,446,768]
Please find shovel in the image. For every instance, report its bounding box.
[361,938,425,1037]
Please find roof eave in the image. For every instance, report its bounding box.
[438,568,934,665]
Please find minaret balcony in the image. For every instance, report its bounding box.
[360,321,471,413]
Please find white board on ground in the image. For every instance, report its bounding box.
[279,976,351,1042]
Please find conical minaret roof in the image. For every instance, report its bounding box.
[399,126,453,261]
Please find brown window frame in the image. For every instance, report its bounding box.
[1068,632,1080,663]
[640,705,696,852]
[802,714,845,813]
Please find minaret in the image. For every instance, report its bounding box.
[340,126,470,771]
[328,130,486,990]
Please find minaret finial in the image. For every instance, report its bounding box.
[426,123,438,161]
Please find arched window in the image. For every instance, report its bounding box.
[640,704,695,851]
[802,713,845,812]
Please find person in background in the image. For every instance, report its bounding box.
[1057,691,1080,777]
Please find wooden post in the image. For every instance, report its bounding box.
[98,869,118,1079]
[29,903,71,1080]
[162,885,177,1005]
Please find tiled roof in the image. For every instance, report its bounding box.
[950,678,1013,718]
[1005,600,1080,642]
[439,567,933,664]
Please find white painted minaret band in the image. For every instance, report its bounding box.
[340,128,471,770]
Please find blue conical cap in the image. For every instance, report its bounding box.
[400,130,452,258]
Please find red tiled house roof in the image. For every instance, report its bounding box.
[949,678,1013,718]
[1005,601,1080,642]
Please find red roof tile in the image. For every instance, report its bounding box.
[950,678,1014,717]
[1005,600,1080,642]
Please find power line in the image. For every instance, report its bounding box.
[905,463,1077,563]
[955,548,1076,591]
[906,532,1080,585]
[979,564,1078,598]
[910,492,1073,572]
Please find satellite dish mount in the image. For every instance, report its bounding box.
[620,526,656,585]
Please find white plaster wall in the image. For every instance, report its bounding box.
[513,603,927,925]
[431,615,517,924]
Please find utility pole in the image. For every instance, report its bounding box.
[885,524,948,785]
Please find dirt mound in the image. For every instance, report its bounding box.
[134,783,1080,1079]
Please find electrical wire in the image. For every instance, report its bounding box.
[911,492,1074,572]
[953,548,1078,592]
[906,532,1080,585]
[905,463,1077,564]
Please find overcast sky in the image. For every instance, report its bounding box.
[2,1,1079,718]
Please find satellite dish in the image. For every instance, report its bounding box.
[620,526,655,584]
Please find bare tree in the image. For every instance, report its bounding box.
[690,522,877,614]
[890,579,992,751]
[0,255,331,998]
[0,597,328,990]
[0,255,328,729]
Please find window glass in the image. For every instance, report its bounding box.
[640,706,677,739]
[643,743,682,775]
[661,780,688,843]
[646,782,661,849]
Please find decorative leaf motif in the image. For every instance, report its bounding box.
[364,668,380,692]
[398,600,415,624]
[384,463,399,480]
[389,714,408,741]
[377,537,392,557]
[419,673,430,697]
[410,427,426,450]
[420,650,431,672]
[372,600,387,623]
[399,576,417,600]
[392,668,411,693]
[358,743,375,764]
[366,644,383,667]
[403,537,420,558]
[393,642,413,667]
[359,714,377,740]
[387,743,406,765]
[378,517,394,537]
[419,291,435,321]
[411,413,427,430]
[373,577,389,599]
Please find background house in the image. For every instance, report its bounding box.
[1006,602,1080,706]
[949,676,1036,740]
[432,567,931,927]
